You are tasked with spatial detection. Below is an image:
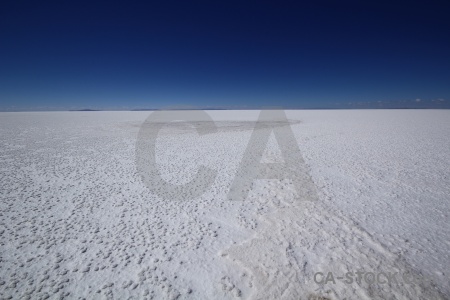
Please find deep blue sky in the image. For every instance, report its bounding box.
[1,0,449,110]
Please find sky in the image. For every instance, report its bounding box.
[0,0,449,111]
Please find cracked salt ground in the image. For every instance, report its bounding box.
[1,110,449,299]
[222,184,447,299]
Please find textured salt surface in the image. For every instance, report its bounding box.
[0,110,449,299]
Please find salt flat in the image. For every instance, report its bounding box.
[0,110,449,299]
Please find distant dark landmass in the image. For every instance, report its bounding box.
[131,108,228,111]
[63,106,450,112]
[130,108,158,111]
[70,109,101,111]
